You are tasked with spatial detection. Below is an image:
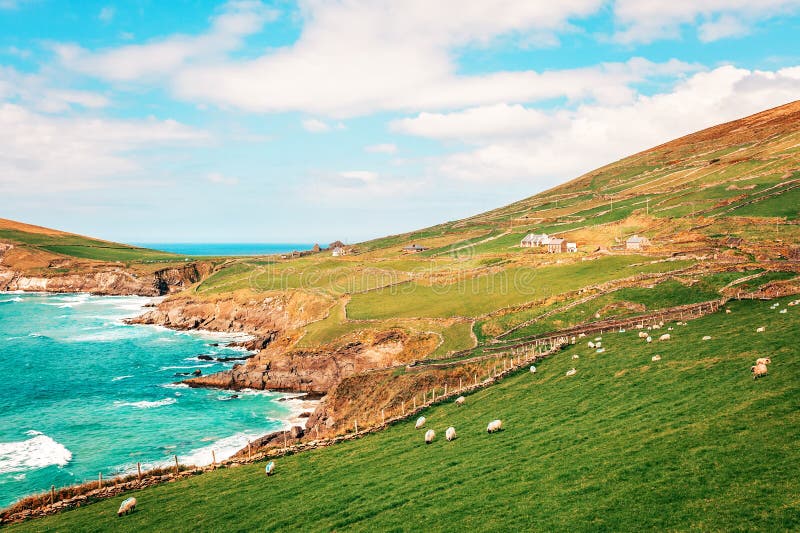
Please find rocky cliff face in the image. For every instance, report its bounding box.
[0,243,213,296]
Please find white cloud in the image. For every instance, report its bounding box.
[55,1,278,82]
[409,66,800,184]
[364,143,397,154]
[98,6,115,23]
[0,103,209,193]
[207,172,239,185]
[301,118,330,132]
[307,170,423,201]
[0,66,110,112]
[613,0,800,44]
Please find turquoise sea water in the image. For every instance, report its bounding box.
[0,292,301,508]
[134,243,316,256]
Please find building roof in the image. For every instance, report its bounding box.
[403,244,429,251]
[626,235,649,243]
[522,233,548,243]
[543,237,564,245]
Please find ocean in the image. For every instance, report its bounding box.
[134,243,316,256]
[0,292,305,508]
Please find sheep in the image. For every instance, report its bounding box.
[751,362,768,379]
[578,333,586,338]
[596,348,605,354]
[572,354,580,360]
[446,426,457,441]
[565,368,577,377]
[415,416,426,429]
[594,337,602,342]
[652,354,662,362]
[425,429,436,444]
[702,336,712,341]
[725,309,732,314]
[756,326,765,333]
[619,328,626,333]
[646,336,652,343]
[529,365,537,374]
[265,461,275,476]
[117,497,136,517]
[595,341,602,348]
[588,341,595,349]
[780,309,787,314]
[652,324,661,330]
[487,420,503,433]
[659,334,671,341]
[668,327,674,331]
[638,331,649,339]
[755,357,772,366]
[455,396,465,405]
[659,321,665,327]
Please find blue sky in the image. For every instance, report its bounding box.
[1,1,799,244]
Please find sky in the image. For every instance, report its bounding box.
[0,1,799,244]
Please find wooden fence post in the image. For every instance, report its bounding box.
[402,400,405,414]
[211,449,216,467]
[381,409,385,424]
[50,485,55,505]
[248,440,252,460]
[137,462,142,480]
[98,472,103,489]
[174,455,179,475]
[354,419,358,433]
[459,378,462,391]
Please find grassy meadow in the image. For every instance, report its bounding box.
[11,296,799,532]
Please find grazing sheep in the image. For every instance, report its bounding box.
[780,309,787,314]
[702,336,712,341]
[572,354,580,360]
[638,331,649,339]
[415,416,426,429]
[446,427,457,441]
[425,429,436,444]
[725,309,731,314]
[659,334,671,341]
[117,497,136,517]
[578,333,586,338]
[652,324,661,330]
[265,461,275,476]
[455,396,465,405]
[487,420,503,433]
[668,327,674,331]
[565,368,577,377]
[529,365,537,374]
[595,341,602,348]
[588,341,595,349]
[751,363,768,379]
[594,337,602,342]
[596,348,605,354]
[659,321,664,327]
[646,336,652,343]
[652,354,661,362]
[755,357,772,366]
[619,328,626,333]
[756,326,765,333]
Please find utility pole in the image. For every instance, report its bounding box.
[646,197,649,215]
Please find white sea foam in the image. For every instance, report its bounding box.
[114,398,177,409]
[0,296,23,303]
[159,364,215,371]
[179,432,265,466]
[0,432,72,474]
[111,375,134,382]
[161,383,189,390]
[67,329,140,342]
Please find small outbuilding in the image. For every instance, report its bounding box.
[331,246,346,257]
[626,235,651,251]
[402,244,429,254]
[543,237,566,253]
[566,242,578,253]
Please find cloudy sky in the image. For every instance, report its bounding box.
[1,1,799,243]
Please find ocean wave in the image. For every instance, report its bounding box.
[67,329,140,342]
[0,296,23,303]
[0,432,72,474]
[111,375,134,382]
[179,432,265,467]
[114,398,177,409]
[159,364,215,371]
[161,383,189,390]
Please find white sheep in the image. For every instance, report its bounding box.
[659,334,671,341]
[594,337,602,342]
[446,426,457,441]
[702,335,712,341]
[619,328,626,333]
[725,309,731,314]
[780,309,787,314]
[596,348,605,354]
[668,327,674,331]
[265,461,275,476]
[755,357,772,366]
[425,429,436,444]
[117,497,136,517]
[756,326,765,333]
[751,363,768,379]
[415,416,426,429]
[595,341,602,348]
[588,341,595,349]
[652,354,661,362]
[578,333,586,338]
[652,324,661,330]
[646,336,652,343]
[638,331,649,339]
[529,365,537,374]
[565,368,577,377]
[572,354,580,360]
[455,396,465,405]
[487,420,503,433]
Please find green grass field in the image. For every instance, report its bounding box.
[13,296,799,532]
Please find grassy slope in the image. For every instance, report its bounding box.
[13,296,800,532]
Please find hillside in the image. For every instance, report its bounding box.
[7,295,800,531]
[2,101,800,527]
